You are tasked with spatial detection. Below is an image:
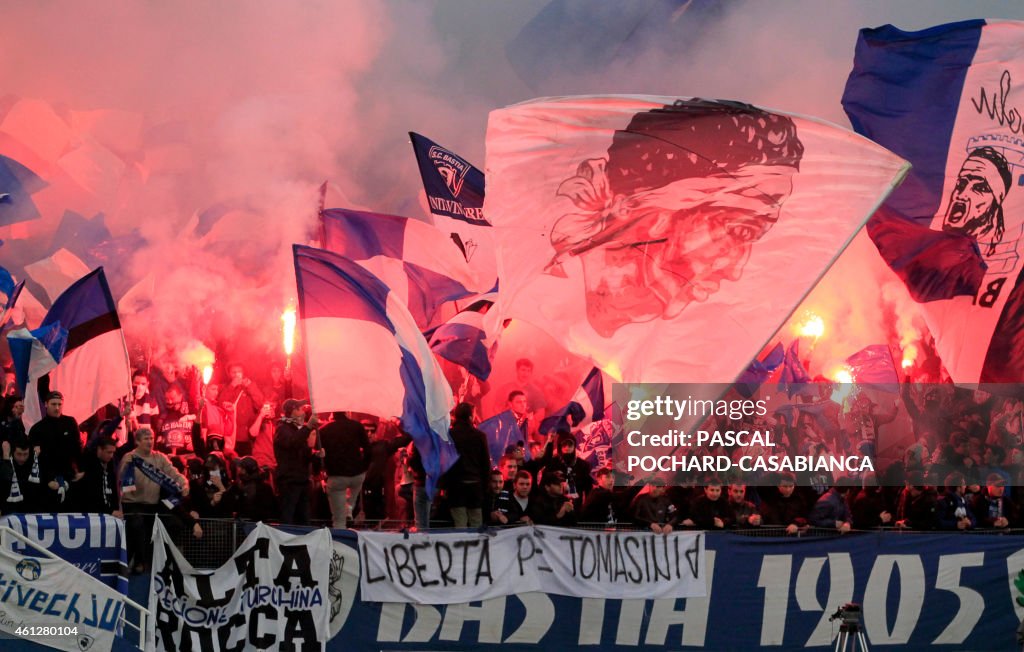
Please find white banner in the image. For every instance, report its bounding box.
[148,521,332,651]
[0,542,123,652]
[358,526,705,604]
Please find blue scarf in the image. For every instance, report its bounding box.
[121,454,183,509]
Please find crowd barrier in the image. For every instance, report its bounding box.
[8,516,1024,650]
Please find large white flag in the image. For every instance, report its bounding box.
[485,96,909,382]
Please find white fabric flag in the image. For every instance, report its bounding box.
[485,96,909,383]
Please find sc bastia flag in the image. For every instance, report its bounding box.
[40,268,132,425]
[293,245,456,496]
[321,208,482,327]
[410,132,498,287]
[485,96,908,383]
[843,20,1024,383]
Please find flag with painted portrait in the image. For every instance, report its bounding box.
[484,96,908,383]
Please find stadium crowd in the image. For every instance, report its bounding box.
[0,356,1022,575]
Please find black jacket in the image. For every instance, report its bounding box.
[29,415,82,483]
[527,490,577,526]
[273,419,314,486]
[446,420,491,485]
[319,416,370,477]
[76,450,118,514]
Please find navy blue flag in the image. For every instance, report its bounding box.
[735,342,785,398]
[0,154,46,226]
[409,133,496,286]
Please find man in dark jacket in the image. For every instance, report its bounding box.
[444,403,491,528]
[223,457,279,522]
[758,472,808,534]
[527,470,576,526]
[494,470,533,526]
[632,482,682,533]
[541,431,593,509]
[28,391,82,511]
[320,411,371,529]
[273,399,320,525]
[895,472,939,530]
[809,484,853,533]
[691,479,730,529]
[77,436,120,515]
[937,471,976,530]
[0,438,41,513]
[972,473,1017,529]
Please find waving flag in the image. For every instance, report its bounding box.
[735,342,785,398]
[779,339,817,399]
[845,344,900,386]
[539,366,607,435]
[6,321,68,423]
[321,208,482,327]
[0,154,46,226]
[478,410,527,465]
[843,20,1024,383]
[410,132,497,287]
[23,248,91,304]
[293,245,456,496]
[426,288,504,380]
[0,278,23,327]
[39,268,132,425]
[485,96,908,383]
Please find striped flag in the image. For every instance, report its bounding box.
[39,268,132,425]
[321,208,483,327]
[426,288,503,380]
[293,245,456,496]
[539,366,608,435]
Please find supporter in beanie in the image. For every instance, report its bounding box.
[319,410,371,529]
[528,470,576,526]
[973,473,1017,528]
[632,481,683,534]
[273,398,320,526]
[28,391,83,510]
[0,437,42,514]
[541,430,593,508]
[443,402,491,528]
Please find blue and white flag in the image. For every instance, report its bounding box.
[321,208,483,327]
[0,266,23,327]
[478,410,527,465]
[293,245,456,497]
[410,132,497,287]
[779,340,816,399]
[539,366,607,435]
[426,288,503,380]
[843,20,1024,383]
[38,268,132,425]
[6,321,68,398]
[0,154,46,226]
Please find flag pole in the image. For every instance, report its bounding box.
[292,247,322,453]
[317,181,328,249]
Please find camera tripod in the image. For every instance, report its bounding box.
[834,620,869,652]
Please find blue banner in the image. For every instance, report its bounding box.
[329,529,1024,651]
[0,513,128,595]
